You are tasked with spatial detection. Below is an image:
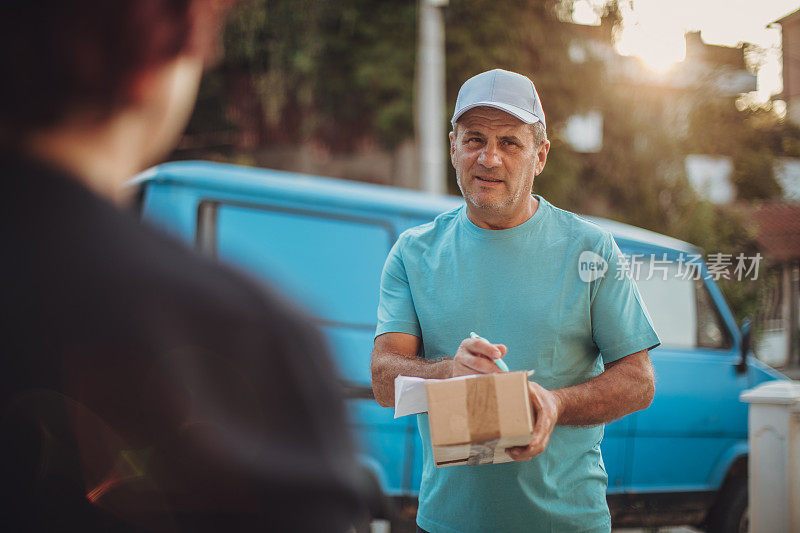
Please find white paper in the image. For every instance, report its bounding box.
[394,375,429,418]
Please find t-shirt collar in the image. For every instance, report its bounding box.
[458,194,549,240]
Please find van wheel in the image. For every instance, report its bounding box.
[705,477,747,533]
[356,470,394,531]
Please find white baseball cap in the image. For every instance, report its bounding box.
[451,69,546,129]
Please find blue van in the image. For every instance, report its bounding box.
[134,161,784,532]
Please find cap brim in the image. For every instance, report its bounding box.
[451,101,541,126]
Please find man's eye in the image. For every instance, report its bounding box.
[467,137,483,143]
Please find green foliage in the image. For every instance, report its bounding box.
[534,139,582,205]
[310,1,416,148]
[731,149,782,200]
[183,69,236,138]
[210,0,416,149]
[688,100,785,201]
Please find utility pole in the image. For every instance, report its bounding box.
[416,0,448,194]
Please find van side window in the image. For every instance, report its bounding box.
[632,257,732,351]
[198,201,394,329]
[694,278,732,350]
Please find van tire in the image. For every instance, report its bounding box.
[351,470,391,533]
[705,476,747,533]
[360,470,393,522]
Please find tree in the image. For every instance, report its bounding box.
[184,0,417,151]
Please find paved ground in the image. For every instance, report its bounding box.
[370,521,702,532]
[613,527,700,533]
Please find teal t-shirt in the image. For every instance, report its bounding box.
[375,196,660,533]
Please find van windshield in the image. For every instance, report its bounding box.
[626,256,733,351]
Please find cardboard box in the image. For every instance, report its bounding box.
[394,371,534,467]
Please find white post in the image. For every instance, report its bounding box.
[740,381,800,532]
[416,0,448,194]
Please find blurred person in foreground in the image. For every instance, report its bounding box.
[371,69,660,532]
[0,1,363,531]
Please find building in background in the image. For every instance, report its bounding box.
[753,203,800,368]
[773,8,800,125]
[751,10,800,369]
[568,22,756,203]
[684,155,736,204]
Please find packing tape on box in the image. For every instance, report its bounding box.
[467,439,499,465]
[466,375,500,465]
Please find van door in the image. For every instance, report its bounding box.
[195,198,418,497]
[618,247,746,494]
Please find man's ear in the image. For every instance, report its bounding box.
[535,139,551,175]
[449,130,456,166]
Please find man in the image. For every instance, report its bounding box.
[371,69,660,532]
[0,1,362,530]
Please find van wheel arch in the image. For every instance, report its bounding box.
[358,467,394,521]
[703,455,747,533]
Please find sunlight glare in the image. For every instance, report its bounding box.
[616,23,687,73]
[572,0,602,26]
[615,0,687,74]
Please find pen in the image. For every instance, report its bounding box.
[469,331,510,372]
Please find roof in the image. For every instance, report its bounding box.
[684,31,747,70]
[136,161,700,253]
[582,216,700,253]
[753,201,800,261]
[134,160,463,219]
[773,8,800,25]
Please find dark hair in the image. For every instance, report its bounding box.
[0,0,226,142]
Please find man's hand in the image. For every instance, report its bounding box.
[506,381,562,461]
[451,336,507,377]
[505,350,655,460]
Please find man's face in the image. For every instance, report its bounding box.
[450,107,548,216]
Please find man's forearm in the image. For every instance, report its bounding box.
[551,351,654,426]
[371,353,453,407]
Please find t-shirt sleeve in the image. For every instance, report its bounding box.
[590,232,661,364]
[375,235,421,338]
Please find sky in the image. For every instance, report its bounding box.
[571,0,800,105]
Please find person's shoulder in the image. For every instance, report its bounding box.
[396,205,462,248]
[541,198,611,248]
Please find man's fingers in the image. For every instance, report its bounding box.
[523,428,547,458]
[506,439,545,461]
[451,337,507,375]
[466,337,503,359]
[507,420,552,461]
[459,353,502,374]
[529,383,545,424]
[508,381,556,461]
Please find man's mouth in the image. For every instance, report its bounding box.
[475,176,503,183]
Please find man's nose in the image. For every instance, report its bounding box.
[477,143,502,168]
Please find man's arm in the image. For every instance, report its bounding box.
[553,349,654,425]
[508,349,654,461]
[370,332,508,407]
[371,333,448,407]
